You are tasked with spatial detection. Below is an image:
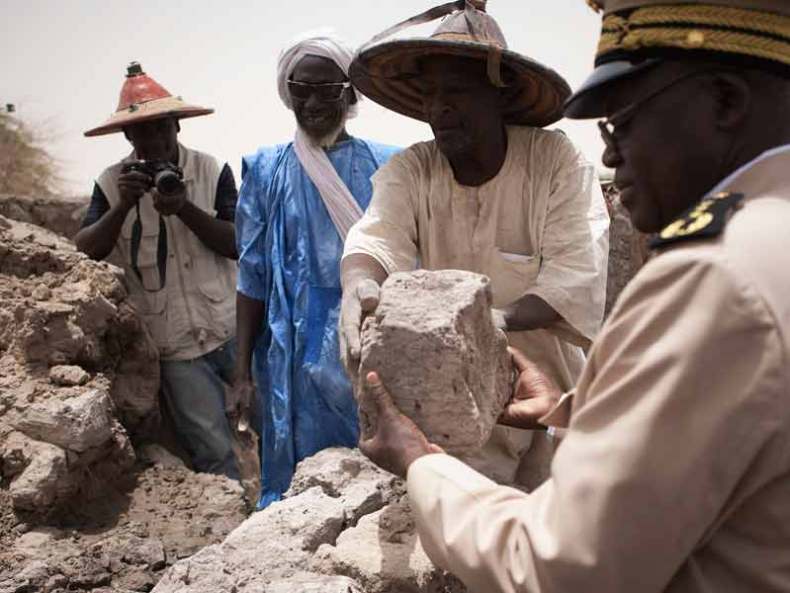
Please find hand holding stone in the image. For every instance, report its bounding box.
[358,372,443,478]
[498,346,562,430]
[339,278,380,374]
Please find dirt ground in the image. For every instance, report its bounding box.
[0,454,247,593]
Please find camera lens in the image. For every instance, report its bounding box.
[155,170,184,196]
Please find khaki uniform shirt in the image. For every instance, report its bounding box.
[344,127,609,483]
[97,144,236,361]
[406,145,790,593]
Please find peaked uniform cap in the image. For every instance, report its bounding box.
[566,0,790,118]
[350,0,571,127]
[85,62,214,137]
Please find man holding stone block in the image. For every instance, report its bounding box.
[339,0,609,487]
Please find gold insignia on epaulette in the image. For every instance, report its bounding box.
[650,191,744,249]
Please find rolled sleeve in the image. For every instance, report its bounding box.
[527,137,609,344]
[235,157,268,301]
[408,253,785,593]
[343,154,419,274]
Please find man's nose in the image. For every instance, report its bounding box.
[428,94,453,121]
[305,92,323,110]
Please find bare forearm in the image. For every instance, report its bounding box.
[177,201,237,259]
[74,202,132,261]
[341,253,389,289]
[234,292,265,382]
[500,294,561,332]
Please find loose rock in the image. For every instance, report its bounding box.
[49,364,91,386]
[358,270,512,454]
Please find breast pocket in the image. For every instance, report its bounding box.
[488,249,542,308]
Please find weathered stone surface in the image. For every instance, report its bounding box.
[0,193,88,240]
[8,439,72,511]
[152,448,402,593]
[49,364,90,386]
[151,449,466,593]
[265,574,366,592]
[286,447,396,524]
[0,214,160,437]
[358,270,512,454]
[314,497,467,593]
[15,389,115,452]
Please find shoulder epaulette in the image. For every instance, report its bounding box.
[650,191,744,249]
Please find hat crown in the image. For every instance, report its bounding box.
[431,2,508,49]
[116,62,172,112]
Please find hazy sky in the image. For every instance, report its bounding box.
[2,1,606,194]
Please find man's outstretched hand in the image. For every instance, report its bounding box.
[498,347,562,430]
[339,279,380,375]
[358,372,443,478]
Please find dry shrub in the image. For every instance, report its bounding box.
[0,112,62,196]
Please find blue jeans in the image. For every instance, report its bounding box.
[160,339,239,480]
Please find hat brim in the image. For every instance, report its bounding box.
[564,58,662,120]
[350,38,571,127]
[85,96,214,137]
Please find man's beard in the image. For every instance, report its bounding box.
[299,118,346,148]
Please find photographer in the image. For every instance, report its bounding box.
[75,62,241,480]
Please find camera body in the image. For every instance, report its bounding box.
[122,160,185,196]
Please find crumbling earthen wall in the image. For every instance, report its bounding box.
[0,214,248,592]
[0,193,88,240]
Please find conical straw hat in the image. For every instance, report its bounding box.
[350,0,571,127]
[85,62,213,137]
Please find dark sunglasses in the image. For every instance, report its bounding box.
[287,80,352,102]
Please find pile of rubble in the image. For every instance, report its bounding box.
[153,448,467,593]
[0,214,247,593]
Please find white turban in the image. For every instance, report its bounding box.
[276,29,365,241]
[277,29,360,118]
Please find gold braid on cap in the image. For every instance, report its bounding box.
[598,4,790,66]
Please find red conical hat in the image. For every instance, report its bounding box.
[85,62,214,137]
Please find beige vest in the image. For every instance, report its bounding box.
[97,144,236,361]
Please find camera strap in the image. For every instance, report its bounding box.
[130,201,168,292]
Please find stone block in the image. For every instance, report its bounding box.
[359,270,512,454]
[313,497,467,593]
[9,440,73,511]
[49,364,90,386]
[15,389,114,452]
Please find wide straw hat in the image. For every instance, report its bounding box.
[350,0,571,127]
[85,62,214,137]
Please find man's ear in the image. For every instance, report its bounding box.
[710,71,751,131]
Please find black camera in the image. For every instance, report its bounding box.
[121,160,185,196]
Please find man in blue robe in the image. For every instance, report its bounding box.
[231,32,399,509]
